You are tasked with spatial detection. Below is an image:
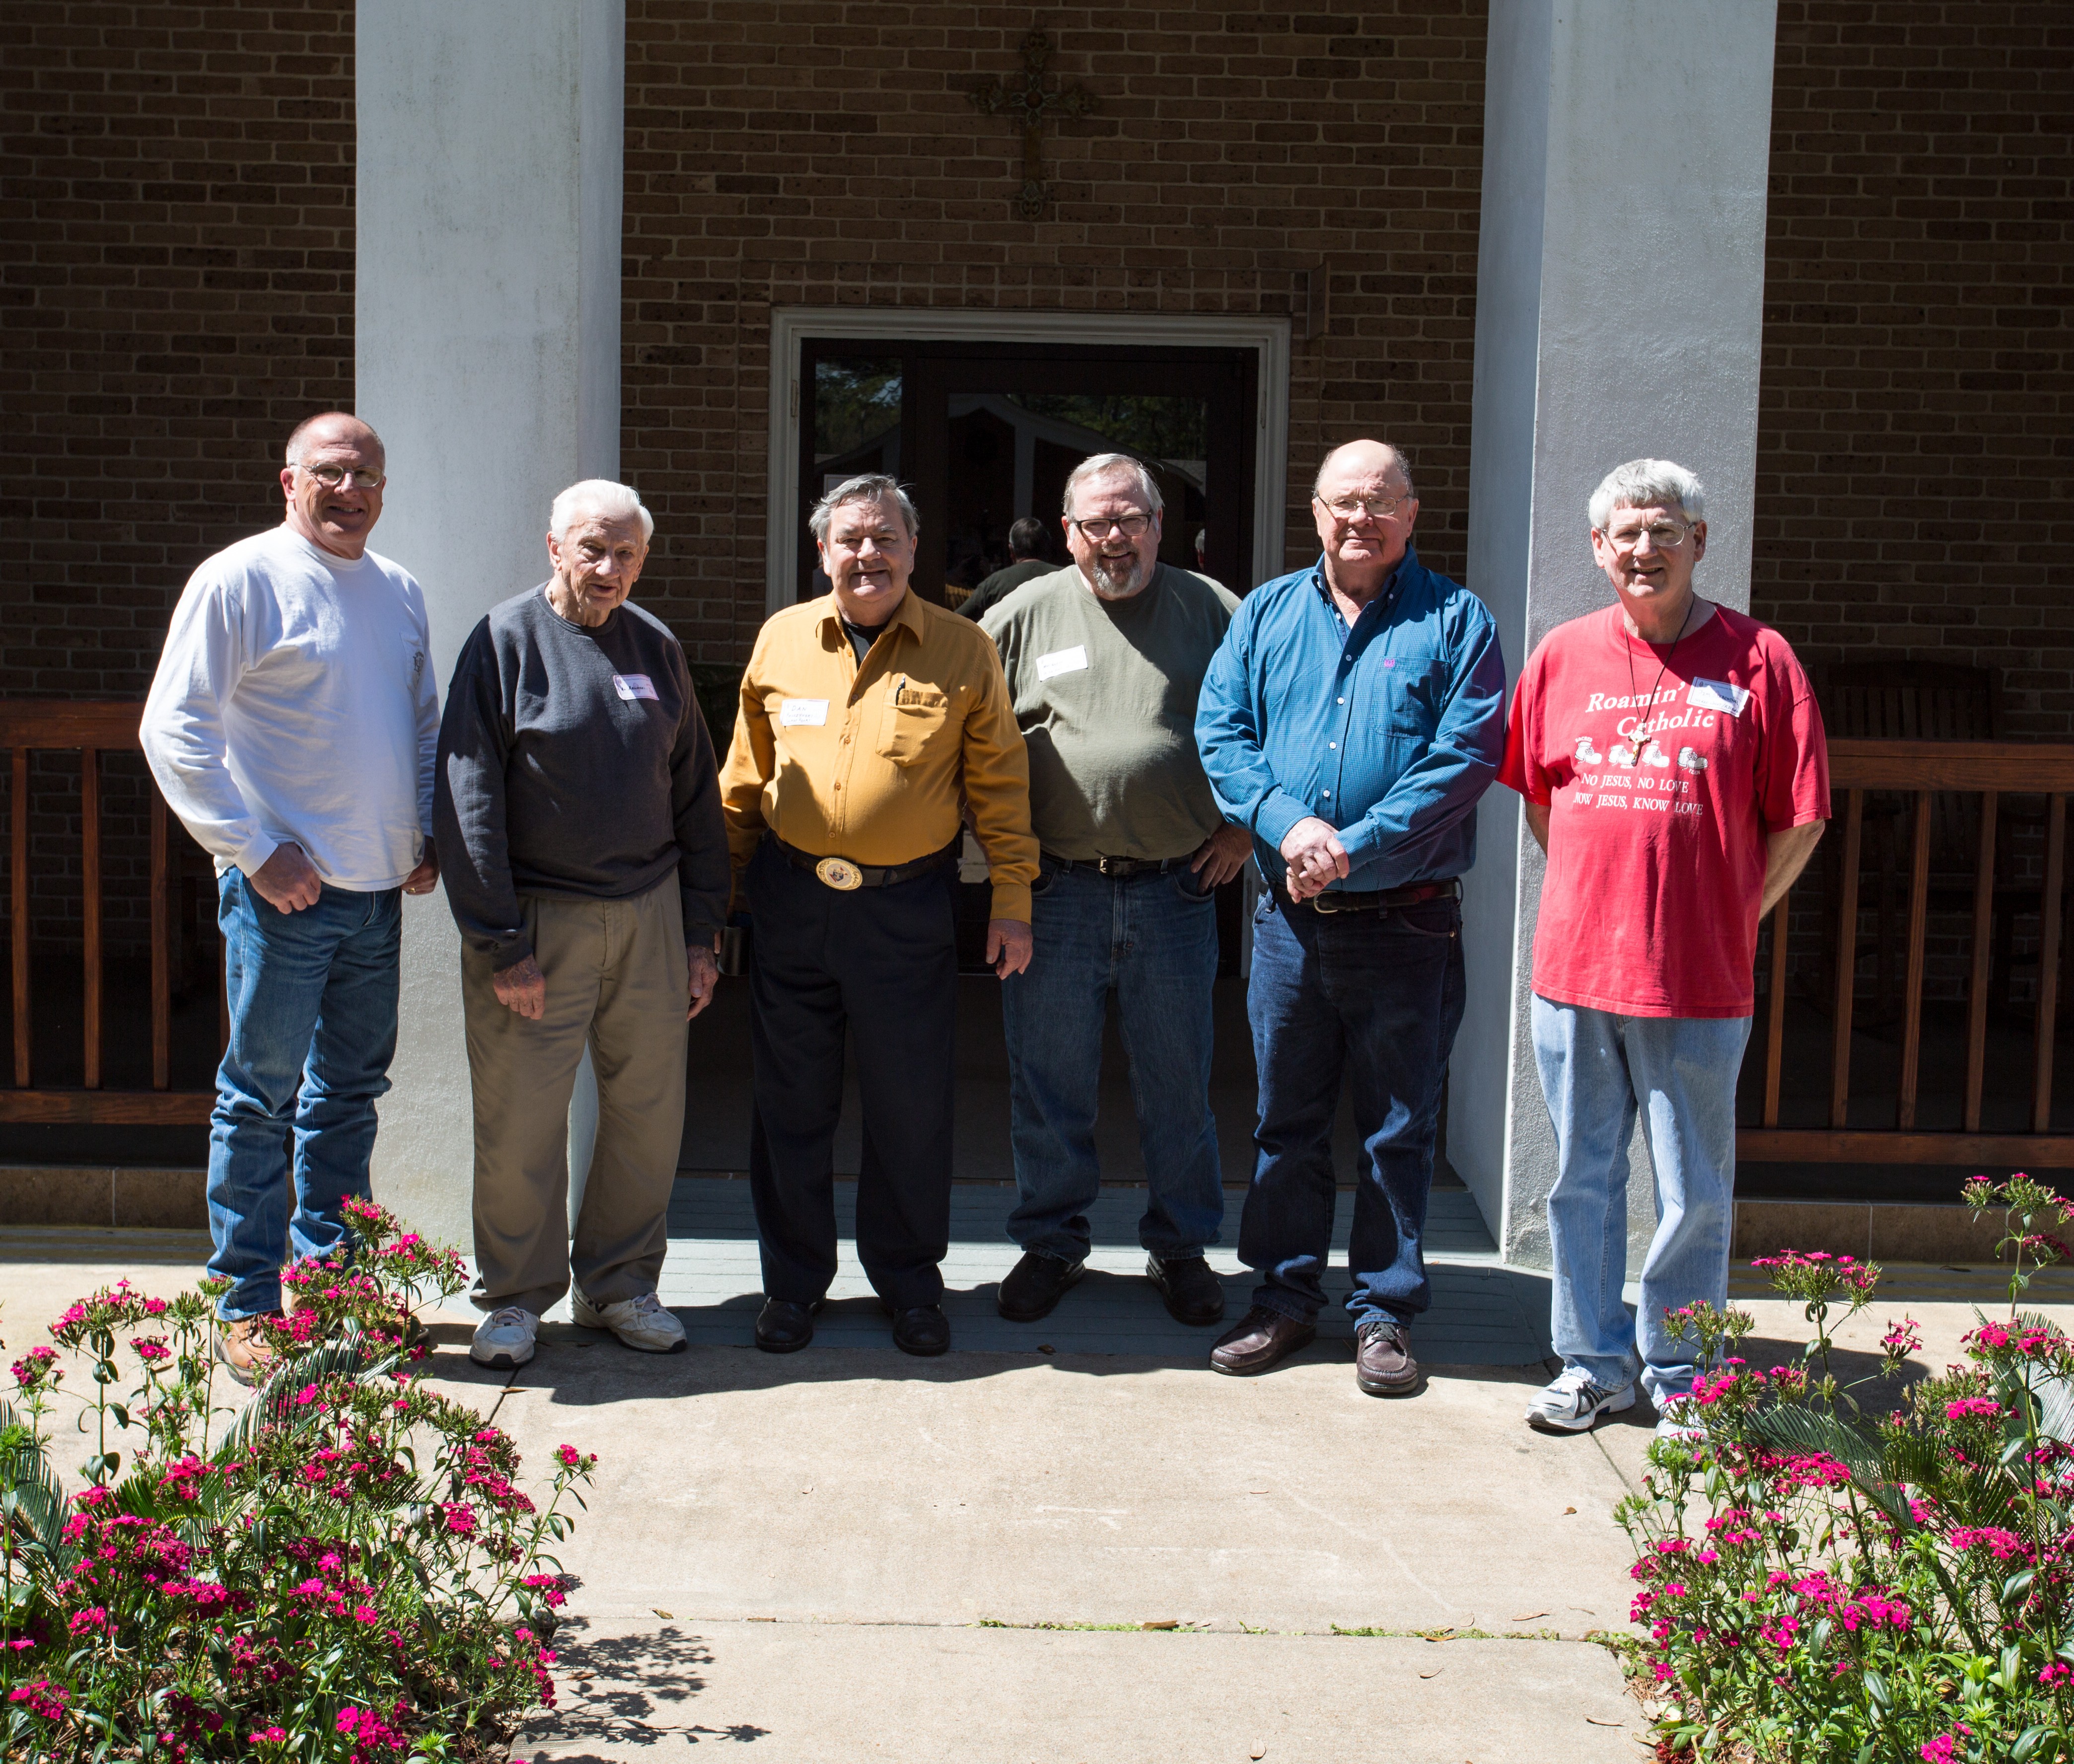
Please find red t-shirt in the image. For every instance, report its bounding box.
[1499,602,1830,1019]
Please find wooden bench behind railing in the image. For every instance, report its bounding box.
[1740,737,2074,1168]
[1,701,216,1123]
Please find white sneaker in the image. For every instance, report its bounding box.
[573,1288,686,1354]
[1525,1366,1637,1434]
[470,1305,538,1369]
[1653,1401,1707,1444]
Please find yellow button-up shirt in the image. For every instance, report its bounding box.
[720,589,1039,922]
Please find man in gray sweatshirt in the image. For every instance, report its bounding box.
[434,479,729,1369]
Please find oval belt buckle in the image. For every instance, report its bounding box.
[814,856,864,892]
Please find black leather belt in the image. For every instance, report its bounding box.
[1042,852,1192,879]
[1285,877,1461,915]
[774,835,958,892]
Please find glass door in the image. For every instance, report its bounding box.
[797,339,1259,605]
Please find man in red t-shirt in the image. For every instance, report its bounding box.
[1498,458,1829,1439]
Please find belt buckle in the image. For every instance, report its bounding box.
[814,857,863,891]
[1097,856,1126,878]
[1310,891,1340,914]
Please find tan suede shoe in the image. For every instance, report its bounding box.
[215,1313,283,1388]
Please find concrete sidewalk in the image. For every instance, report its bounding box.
[11,1227,2069,1762]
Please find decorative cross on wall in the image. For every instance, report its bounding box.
[971,30,1095,221]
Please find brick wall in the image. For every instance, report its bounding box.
[619,0,1491,662]
[1751,0,2074,738]
[0,0,356,956]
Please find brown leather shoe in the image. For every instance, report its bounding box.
[1209,1305,1317,1377]
[1355,1317,1422,1397]
[215,1313,283,1388]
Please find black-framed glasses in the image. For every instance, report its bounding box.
[1317,493,1410,521]
[1071,513,1152,541]
[294,462,387,491]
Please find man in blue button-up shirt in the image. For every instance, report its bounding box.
[1196,439,1506,1393]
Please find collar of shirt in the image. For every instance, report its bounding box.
[816,586,925,655]
[1311,553,1405,642]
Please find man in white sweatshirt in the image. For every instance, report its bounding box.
[142,412,439,1384]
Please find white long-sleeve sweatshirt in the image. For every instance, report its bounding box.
[141,523,438,890]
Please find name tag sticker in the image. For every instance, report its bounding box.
[780,698,829,727]
[1687,678,1751,716]
[612,673,658,702]
[1036,645,1088,682]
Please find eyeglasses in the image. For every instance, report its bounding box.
[1601,520,1694,552]
[1071,514,1152,541]
[1317,493,1411,522]
[293,462,387,491]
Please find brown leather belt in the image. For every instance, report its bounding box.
[1286,877,1461,915]
[773,835,959,892]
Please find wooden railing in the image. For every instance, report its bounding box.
[1,701,216,1123]
[1739,737,2074,1168]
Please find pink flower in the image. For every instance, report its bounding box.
[1921,1739,1956,1764]
[8,1679,69,1721]
[1946,1397,2002,1421]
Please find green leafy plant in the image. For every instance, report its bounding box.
[1,1197,593,1762]
[1617,1175,2074,1762]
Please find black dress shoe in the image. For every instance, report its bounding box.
[997,1250,1085,1322]
[1145,1254,1226,1326]
[883,1303,950,1357]
[754,1297,820,1354]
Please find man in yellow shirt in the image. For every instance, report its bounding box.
[721,473,1038,1356]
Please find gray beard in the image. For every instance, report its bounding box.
[1083,556,1153,600]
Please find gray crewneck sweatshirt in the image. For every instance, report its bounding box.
[434,586,729,969]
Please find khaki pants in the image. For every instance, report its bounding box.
[462,879,688,1316]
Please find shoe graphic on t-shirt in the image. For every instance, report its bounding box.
[1678,746,1708,771]
[1641,738,1670,767]
[1573,735,1602,765]
[1608,739,1638,767]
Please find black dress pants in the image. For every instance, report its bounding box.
[745,837,958,1310]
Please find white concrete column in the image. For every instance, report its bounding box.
[356,0,624,1247]
[1450,0,1777,1268]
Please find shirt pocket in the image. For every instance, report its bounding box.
[878,684,953,765]
[1377,653,1443,742]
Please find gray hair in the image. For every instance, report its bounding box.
[1312,440,1415,502]
[1062,452,1163,517]
[810,473,920,544]
[1588,458,1706,530]
[551,478,654,544]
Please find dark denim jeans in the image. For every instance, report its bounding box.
[999,860,1223,1264]
[209,871,402,1320]
[1240,888,1465,1328]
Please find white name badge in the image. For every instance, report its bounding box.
[1036,644,1089,682]
[612,673,658,702]
[780,698,829,727]
[1687,678,1751,717]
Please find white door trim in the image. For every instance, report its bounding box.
[764,305,1292,617]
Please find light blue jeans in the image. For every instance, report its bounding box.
[1529,995,1750,1406]
[208,871,402,1320]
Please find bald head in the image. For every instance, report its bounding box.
[1310,438,1420,601]
[286,410,384,467]
[1312,439,1413,503]
[280,411,386,561]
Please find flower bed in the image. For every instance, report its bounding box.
[1620,1177,2074,1762]
[1,1198,593,1762]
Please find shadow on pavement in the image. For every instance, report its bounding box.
[513,1616,769,1757]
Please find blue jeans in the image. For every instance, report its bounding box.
[208,871,402,1320]
[1000,861,1223,1264]
[1530,995,1750,1406]
[1241,889,1464,1328]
